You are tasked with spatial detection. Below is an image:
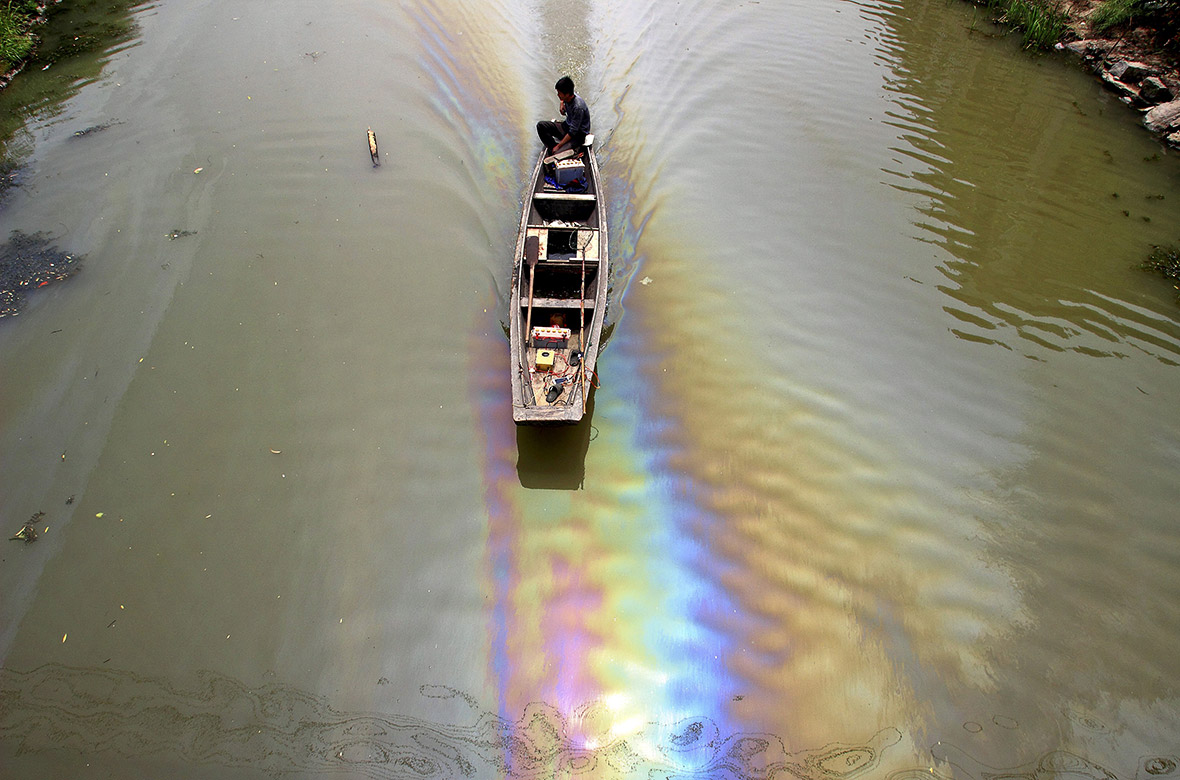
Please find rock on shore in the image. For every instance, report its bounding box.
[1144,99,1180,139]
[1057,40,1180,148]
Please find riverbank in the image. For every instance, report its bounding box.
[0,0,137,97]
[0,2,50,92]
[972,0,1180,146]
[0,0,139,160]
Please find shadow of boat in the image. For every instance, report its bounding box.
[515,387,596,490]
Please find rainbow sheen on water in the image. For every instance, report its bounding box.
[1,0,1178,776]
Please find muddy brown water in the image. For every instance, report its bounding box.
[2,0,1179,777]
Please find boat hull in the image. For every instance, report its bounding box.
[509,146,608,426]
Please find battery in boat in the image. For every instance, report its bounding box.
[531,326,571,349]
[535,350,555,372]
[555,160,584,185]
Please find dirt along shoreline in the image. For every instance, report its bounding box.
[0,2,54,92]
[968,0,1180,147]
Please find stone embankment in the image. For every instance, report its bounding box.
[1057,40,1180,147]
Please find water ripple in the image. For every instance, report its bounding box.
[1,663,910,778]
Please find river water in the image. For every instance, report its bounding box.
[1,0,1179,777]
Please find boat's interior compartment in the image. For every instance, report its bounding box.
[523,310,586,406]
[547,228,597,260]
[521,260,599,301]
[524,226,599,262]
[530,193,597,224]
[548,228,579,255]
[519,259,599,406]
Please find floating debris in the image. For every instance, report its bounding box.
[367,127,380,167]
[0,231,84,318]
[166,229,196,241]
[10,512,43,544]
[1141,244,1180,301]
[0,158,26,201]
[70,120,122,139]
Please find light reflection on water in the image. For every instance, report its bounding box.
[1,0,1179,775]
[4,661,1177,779]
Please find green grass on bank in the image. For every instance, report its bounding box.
[979,0,1072,49]
[1092,0,1180,34]
[974,0,1179,51]
[1092,0,1145,32]
[1,1,41,73]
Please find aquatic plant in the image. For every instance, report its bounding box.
[1141,244,1180,300]
[973,0,1071,49]
[994,0,1072,48]
[10,511,43,543]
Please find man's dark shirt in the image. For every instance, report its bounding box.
[564,95,591,136]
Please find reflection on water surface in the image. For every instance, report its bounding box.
[1,0,1179,776]
[7,662,1171,780]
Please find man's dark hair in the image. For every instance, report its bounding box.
[554,76,575,94]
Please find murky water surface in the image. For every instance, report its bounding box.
[2,0,1179,777]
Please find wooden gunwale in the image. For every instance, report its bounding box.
[509,146,608,425]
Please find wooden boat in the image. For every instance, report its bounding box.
[509,136,608,425]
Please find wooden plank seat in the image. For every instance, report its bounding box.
[535,258,599,267]
[523,296,597,310]
[534,192,596,202]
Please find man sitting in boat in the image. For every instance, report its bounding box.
[536,76,591,157]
